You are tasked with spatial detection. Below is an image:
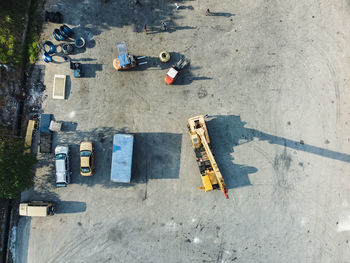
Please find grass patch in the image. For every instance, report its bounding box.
[0,1,28,65]
[25,0,41,64]
[0,0,41,66]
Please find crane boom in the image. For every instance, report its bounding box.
[188,115,228,199]
[196,128,228,198]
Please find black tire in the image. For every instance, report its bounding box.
[62,24,74,38]
[74,37,85,48]
[59,26,69,39]
[62,44,74,55]
[53,29,65,41]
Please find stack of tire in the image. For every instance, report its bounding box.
[42,24,75,63]
[53,24,74,41]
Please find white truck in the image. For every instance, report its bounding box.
[19,201,55,217]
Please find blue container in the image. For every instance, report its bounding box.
[39,114,52,133]
[110,134,134,183]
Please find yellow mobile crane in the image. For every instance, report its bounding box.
[187,115,229,199]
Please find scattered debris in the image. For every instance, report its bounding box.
[45,11,63,23]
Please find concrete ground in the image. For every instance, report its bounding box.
[14,0,350,262]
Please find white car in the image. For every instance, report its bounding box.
[55,145,70,187]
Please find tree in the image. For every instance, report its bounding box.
[0,139,37,199]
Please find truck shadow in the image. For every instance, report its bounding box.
[54,201,86,214]
[54,127,182,188]
[132,132,182,183]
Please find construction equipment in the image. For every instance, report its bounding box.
[187,115,228,199]
[113,42,146,71]
[70,61,82,78]
[165,57,190,85]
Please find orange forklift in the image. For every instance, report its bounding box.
[113,42,146,71]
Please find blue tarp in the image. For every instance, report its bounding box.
[39,114,52,133]
[111,134,134,183]
[118,54,130,68]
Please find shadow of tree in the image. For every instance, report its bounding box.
[47,0,195,34]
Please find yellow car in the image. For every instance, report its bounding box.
[80,141,94,176]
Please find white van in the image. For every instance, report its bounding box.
[19,201,55,217]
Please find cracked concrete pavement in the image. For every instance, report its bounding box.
[13,0,350,262]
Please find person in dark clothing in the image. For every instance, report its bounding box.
[135,0,142,6]
[161,22,167,31]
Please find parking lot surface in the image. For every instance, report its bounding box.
[15,0,350,262]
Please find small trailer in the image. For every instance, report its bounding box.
[110,134,134,183]
[24,120,36,153]
[53,74,66,99]
[39,114,53,153]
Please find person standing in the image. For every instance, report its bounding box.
[161,21,167,31]
[144,24,147,34]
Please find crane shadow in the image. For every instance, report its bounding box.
[206,115,350,188]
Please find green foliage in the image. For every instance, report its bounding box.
[0,1,28,65]
[0,0,40,65]
[24,0,40,65]
[28,41,39,64]
[0,140,37,199]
